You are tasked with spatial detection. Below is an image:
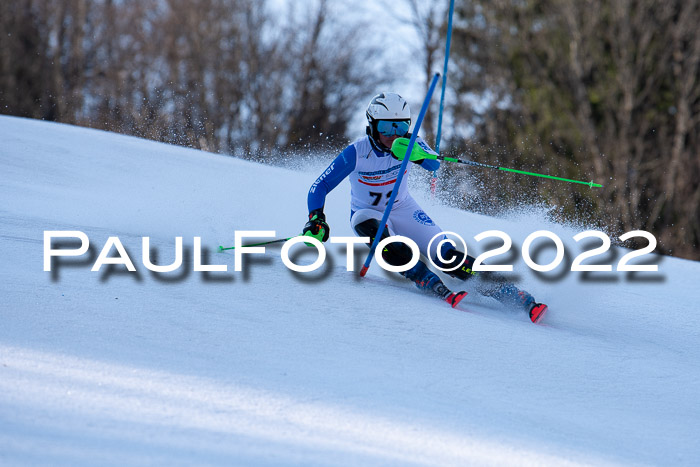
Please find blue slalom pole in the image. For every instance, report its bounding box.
[360,73,441,277]
[435,0,454,153]
[431,0,455,198]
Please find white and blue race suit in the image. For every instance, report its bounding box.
[307,135,447,262]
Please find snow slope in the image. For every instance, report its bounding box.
[1,115,699,466]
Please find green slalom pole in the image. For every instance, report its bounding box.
[219,237,295,251]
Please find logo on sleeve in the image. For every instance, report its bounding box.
[413,210,435,226]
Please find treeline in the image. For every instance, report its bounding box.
[0,0,382,156]
[442,0,699,260]
[2,0,698,260]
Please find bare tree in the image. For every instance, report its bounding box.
[285,0,383,152]
[1,0,91,122]
[446,0,700,259]
[401,0,448,144]
[0,1,47,119]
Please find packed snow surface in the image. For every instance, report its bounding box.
[1,116,699,465]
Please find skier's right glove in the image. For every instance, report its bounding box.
[303,209,330,242]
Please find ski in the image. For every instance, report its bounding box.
[434,281,467,308]
[445,290,468,308]
[529,303,548,324]
[477,280,548,324]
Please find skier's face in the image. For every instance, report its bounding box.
[378,132,399,149]
[375,119,409,150]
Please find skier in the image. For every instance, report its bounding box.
[302,92,547,323]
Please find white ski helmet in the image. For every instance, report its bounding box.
[366,92,411,151]
[366,92,411,122]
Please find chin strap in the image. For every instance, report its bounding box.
[366,125,391,153]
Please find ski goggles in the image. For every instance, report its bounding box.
[376,120,410,137]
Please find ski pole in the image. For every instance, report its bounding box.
[390,138,603,188]
[435,155,603,188]
[360,73,441,277]
[219,237,295,251]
